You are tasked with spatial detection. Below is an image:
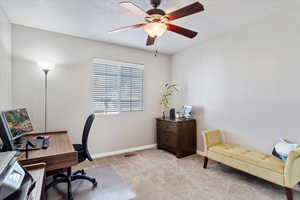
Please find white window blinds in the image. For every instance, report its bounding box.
[92,59,144,114]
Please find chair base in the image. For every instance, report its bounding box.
[46,167,73,200]
[71,169,98,187]
[46,168,98,200]
[73,169,86,176]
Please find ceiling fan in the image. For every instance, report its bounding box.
[109,0,204,46]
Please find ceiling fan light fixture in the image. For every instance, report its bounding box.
[144,22,167,38]
[113,1,204,46]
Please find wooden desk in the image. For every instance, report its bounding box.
[18,131,78,172]
[23,163,46,200]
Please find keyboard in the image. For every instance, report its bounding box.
[15,138,50,151]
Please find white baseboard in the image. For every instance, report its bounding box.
[197,150,205,156]
[92,144,157,159]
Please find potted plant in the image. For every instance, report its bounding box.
[160,83,178,118]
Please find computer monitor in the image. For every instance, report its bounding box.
[2,108,33,139]
[0,108,33,151]
[0,113,14,151]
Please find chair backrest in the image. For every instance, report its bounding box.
[82,113,95,161]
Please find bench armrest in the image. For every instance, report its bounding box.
[202,129,223,154]
[284,148,300,187]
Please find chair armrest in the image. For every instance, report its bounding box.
[202,129,223,154]
[284,148,300,187]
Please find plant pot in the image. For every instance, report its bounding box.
[162,112,166,119]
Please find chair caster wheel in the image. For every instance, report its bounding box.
[67,194,74,200]
[92,179,98,187]
[80,169,86,175]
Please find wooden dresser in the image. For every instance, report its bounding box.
[156,118,196,158]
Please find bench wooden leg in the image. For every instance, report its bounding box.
[285,187,293,200]
[203,157,208,169]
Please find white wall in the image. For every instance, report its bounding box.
[172,10,300,154]
[0,7,11,109]
[12,25,171,155]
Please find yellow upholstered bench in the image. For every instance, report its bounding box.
[202,129,300,200]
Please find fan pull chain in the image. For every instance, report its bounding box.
[154,39,159,57]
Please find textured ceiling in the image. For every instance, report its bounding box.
[0,0,299,54]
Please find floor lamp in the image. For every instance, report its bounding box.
[38,62,55,133]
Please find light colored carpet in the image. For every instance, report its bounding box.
[47,165,136,200]
[57,149,300,200]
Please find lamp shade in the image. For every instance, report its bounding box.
[144,22,167,38]
[38,61,55,71]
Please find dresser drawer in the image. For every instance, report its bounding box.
[158,131,177,149]
[157,121,177,132]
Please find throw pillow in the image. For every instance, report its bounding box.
[272,138,299,162]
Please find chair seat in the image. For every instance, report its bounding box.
[73,144,86,163]
[209,144,285,174]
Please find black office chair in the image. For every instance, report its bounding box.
[71,113,97,186]
[47,114,97,200]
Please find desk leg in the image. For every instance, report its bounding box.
[67,167,73,200]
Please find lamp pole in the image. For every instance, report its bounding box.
[38,61,55,133]
[43,69,49,133]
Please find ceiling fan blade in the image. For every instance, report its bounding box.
[109,24,145,33]
[146,36,156,46]
[120,1,151,19]
[166,2,204,21]
[166,24,198,38]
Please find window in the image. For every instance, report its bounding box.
[92,58,144,114]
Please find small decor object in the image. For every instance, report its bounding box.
[272,138,299,162]
[160,83,178,118]
[169,108,175,120]
[175,112,180,119]
[183,105,192,118]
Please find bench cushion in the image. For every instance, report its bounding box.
[209,144,284,174]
